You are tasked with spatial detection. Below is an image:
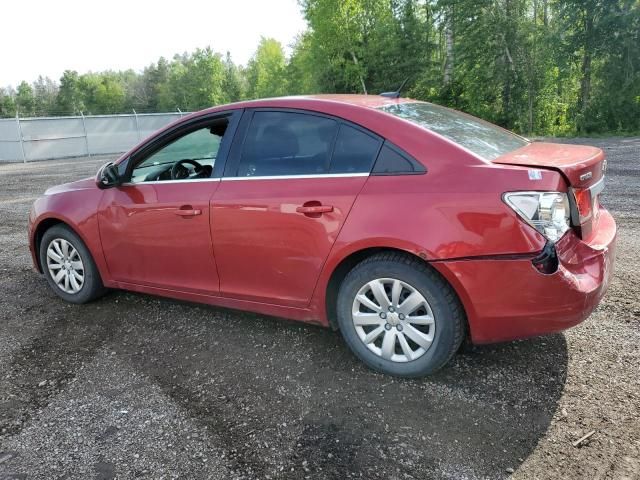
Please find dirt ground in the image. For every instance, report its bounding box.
[0,138,638,480]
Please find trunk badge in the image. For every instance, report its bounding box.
[580,171,593,181]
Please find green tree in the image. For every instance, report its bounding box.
[222,52,244,102]
[3,4,640,134]
[0,88,17,118]
[15,81,35,116]
[588,0,640,133]
[33,76,58,116]
[302,0,387,93]
[78,72,126,114]
[158,48,225,111]
[369,0,437,94]
[300,0,437,96]
[138,57,171,111]
[246,37,288,99]
[287,33,320,94]
[56,70,84,115]
[555,0,640,132]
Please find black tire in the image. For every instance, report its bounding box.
[336,252,465,377]
[39,224,107,304]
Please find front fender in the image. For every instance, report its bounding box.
[28,187,108,281]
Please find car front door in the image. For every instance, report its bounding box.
[211,109,382,308]
[98,112,238,295]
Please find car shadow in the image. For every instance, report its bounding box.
[1,284,567,479]
[116,294,568,479]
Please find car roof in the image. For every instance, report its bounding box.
[198,94,417,115]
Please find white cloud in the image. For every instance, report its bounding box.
[1,0,307,87]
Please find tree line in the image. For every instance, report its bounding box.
[1,0,638,135]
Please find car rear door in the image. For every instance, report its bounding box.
[210,109,382,308]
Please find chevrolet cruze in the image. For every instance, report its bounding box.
[28,95,616,377]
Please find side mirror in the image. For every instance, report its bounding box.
[96,162,122,189]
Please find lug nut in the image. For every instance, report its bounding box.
[388,306,395,312]
[380,312,387,319]
[384,323,392,330]
[398,313,405,320]
[396,324,403,331]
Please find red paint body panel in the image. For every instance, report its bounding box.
[211,176,367,307]
[28,178,109,277]
[109,280,319,325]
[27,95,617,346]
[432,207,616,343]
[97,181,221,294]
[307,163,568,325]
[493,142,605,188]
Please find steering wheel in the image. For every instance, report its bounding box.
[171,159,205,180]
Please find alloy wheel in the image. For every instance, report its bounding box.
[351,278,436,362]
[46,238,85,294]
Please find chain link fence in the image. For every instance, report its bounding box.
[0,111,189,163]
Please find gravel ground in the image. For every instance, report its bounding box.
[0,138,638,480]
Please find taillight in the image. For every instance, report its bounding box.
[569,178,605,239]
[503,191,571,242]
[573,188,594,223]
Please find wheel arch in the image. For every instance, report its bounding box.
[32,216,99,276]
[322,246,470,338]
[33,217,68,273]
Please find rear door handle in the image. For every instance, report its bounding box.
[175,205,202,217]
[296,205,334,215]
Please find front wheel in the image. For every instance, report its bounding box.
[39,224,106,304]
[336,252,465,377]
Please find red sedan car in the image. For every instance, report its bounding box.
[28,95,616,377]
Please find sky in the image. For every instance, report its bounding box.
[0,0,307,87]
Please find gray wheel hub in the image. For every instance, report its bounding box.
[46,238,85,294]
[351,278,436,363]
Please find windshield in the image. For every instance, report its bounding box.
[379,102,528,161]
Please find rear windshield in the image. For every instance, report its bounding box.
[379,102,528,160]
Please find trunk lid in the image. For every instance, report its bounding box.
[493,141,605,189]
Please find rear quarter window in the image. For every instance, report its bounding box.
[372,143,425,175]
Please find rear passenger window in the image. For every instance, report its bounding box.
[237,111,337,177]
[329,124,381,174]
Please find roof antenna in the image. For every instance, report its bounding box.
[380,78,410,99]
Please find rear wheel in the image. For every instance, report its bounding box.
[336,252,465,377]
[39,224,106,304]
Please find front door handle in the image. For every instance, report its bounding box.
[175,205,202,217]
[296,204,334,215]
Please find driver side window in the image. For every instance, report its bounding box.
[131,120,227,183]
